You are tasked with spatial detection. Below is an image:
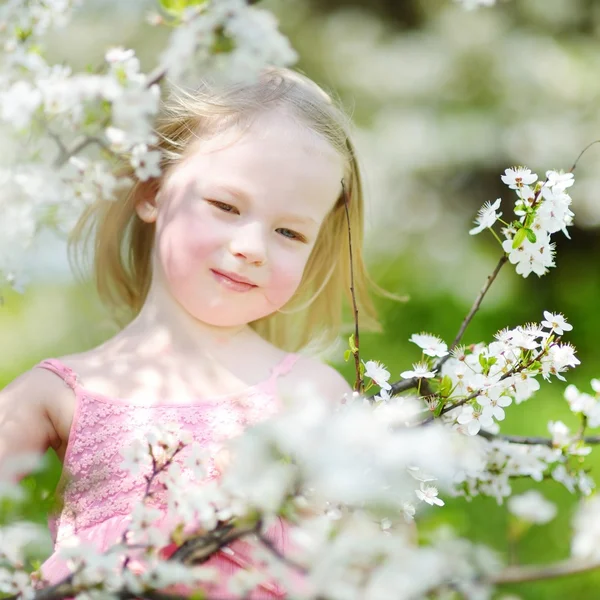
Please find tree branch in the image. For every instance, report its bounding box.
[477,430,600,447]
[257,532,309,575]
[168,519,261,564]
[342,179,363,393]
[441,253,508,366]
[488,555,600,584]
[368,254,509,402]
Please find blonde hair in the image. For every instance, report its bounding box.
[70,67,394,353]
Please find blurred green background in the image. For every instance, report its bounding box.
[3,0,600,598]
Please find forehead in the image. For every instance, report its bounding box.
[167,111,345,216]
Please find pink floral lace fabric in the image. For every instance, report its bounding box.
[35,354,301,598]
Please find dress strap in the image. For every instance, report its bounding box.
[35,358,80,391]
[270,353,301,379]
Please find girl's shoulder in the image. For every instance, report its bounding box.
[0,360,78,468]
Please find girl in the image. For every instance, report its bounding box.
[0,67,382,598]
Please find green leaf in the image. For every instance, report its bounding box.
[439,375,453,398]
[159,0,207,17]
[525,228,537,243]
[359,361,365,377]
[344,349,351,362]
[348,333,357,353]
[478,353,487,371]
[211,27,236,54]
[512,227,527,249]
[434,399,446,418]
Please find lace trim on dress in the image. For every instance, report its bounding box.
[35,354,300,546]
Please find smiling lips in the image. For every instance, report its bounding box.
[210,269,257,292]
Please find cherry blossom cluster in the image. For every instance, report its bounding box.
[469,167,575,277]
[156,0,298,86]
[441,312,578,434]
[360,312,588,508]
[0,0,296,294]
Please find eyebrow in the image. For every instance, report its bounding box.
[211,184,318,226]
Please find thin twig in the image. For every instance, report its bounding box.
[488,556,600,584]
[477,430,600,447]
[436,254,508,373]
[168,520,260,564]
[257,532,309,575]
[342,179,363,393]
[569,139,600,173]
[369,254,509,402]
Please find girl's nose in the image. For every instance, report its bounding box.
[228,222,268,266]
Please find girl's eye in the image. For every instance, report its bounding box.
[277,228,306,242]
[209,200,239,214]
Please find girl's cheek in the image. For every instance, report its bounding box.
[267,255,308,304]
[158,212,219,280]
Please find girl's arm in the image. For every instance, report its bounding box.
[0,368,65,482]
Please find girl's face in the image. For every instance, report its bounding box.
[138,111,344,327]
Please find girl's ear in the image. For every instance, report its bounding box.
[135,178,161,223]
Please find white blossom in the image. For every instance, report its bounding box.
[409,332,449,358]
[0,81,42,129]
[541,311,572,336]
[501,167,538,190]
[508,490,557,524]
[400,362,436,379]
[469,198,502,235]
[363,360,392,390]
[572,497,600,559]
[415,482,445,507]
[545,170,574,192]
[547,421,571,447]
[130,144,162,181]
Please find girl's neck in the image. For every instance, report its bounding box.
[122,279,263,360]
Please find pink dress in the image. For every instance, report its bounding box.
[35,354,301,599]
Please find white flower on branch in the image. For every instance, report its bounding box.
[130,143,162,181]
[501,167,538,190]
[537,187,574,238]
[547,420,571,448]
[400,362,436,380]
[363,360,392,390]
[541,343,580,381]
[508,490,557,524]
[415,482,445,507]
[409,332,449,357]
[0,80,42,129]
[456,405,494,436]
[541,310,573,336]
[127,503,168,548]
[502,231,556,278]
[0,569,35,598]
[0,0,81,41]
[0,522,49,566]
[120,438,149,476]
[505,371,540,405]
[478,393,511,421]
[469,198,502,235]
[572,496,600,560]
[159,1,297,86]
[374,387,392,402]
[545,170,574,193]
[564,384,595,414]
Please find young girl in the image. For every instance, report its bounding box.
[0,67,382,598]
